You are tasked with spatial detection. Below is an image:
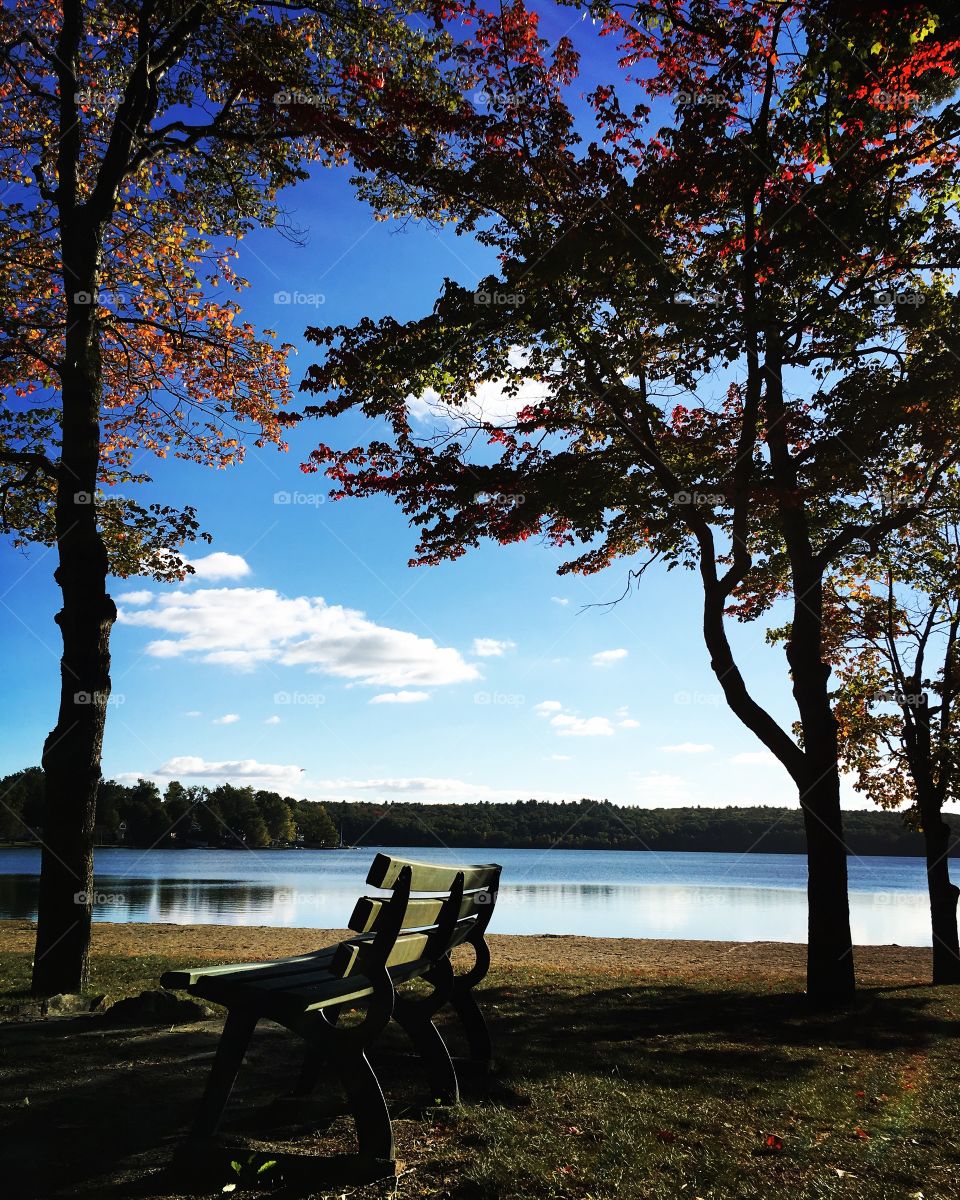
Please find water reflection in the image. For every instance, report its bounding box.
[0,846,945,945]
[489,881,933,944]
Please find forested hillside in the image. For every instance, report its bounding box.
[1,769,954,856]
[325,798,960,857]
[0,769,338,849]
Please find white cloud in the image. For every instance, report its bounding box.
[730,750,778,766]
[407,357,550,430]
[186,552,252,581]
[119,587,480,688]
[369,690,430,704]
[551,713,615,737]
[628,770,697,807]
[591,648,629,667]
[264,715,281,725]
[147,641,182,659]
[662,742,714,754]
[121,766,603,807]
[619,719,641,729]
[214,713,240,725]
[550,597,570,607]
[117,590,153,606]
[472,637,516,657]
[184,710,202,718]
[321,776,477,795]
[156,756,304,782]
[536,699,616,736]
[299,775,591,806]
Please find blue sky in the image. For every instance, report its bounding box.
[0,7,870,811]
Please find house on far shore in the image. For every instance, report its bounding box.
[93,825,118,848]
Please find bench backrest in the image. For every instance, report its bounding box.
[332,854,501,980]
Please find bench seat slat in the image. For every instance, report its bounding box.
[207,957,364,995]
[366,853,500,893]
[336,916,477,979]
[192,970,378,1012]
[279,957,432,1008]
[162,909,473,1002]
[160,942,354,990]
[349,892,481,934]
[336,930,430,977]
[190,945,448,1015]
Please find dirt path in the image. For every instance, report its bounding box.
[0,919,934,988]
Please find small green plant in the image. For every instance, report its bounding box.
[222,1153,280,1193]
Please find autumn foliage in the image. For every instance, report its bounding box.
[0,0,462,574]
[0,0,465,995]
[299,0,960,1002]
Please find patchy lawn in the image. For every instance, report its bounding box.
[0,921,957,1199]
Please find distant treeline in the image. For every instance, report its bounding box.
[2,769,955,855]
[0,768,338,849]
[324,801,960,859]
[324,798,960,857]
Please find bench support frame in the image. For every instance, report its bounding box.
[165,858,501,1182]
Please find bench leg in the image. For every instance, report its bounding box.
[329,1044,394,1164]
[192,1010,259,1136]
[450,983,492,1069]
[292,1046,326,1099]
[291,1005,341,1098]
[393,1001,459,1105]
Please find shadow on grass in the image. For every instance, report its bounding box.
[0,980,951,1198]
[490,977,948,1044]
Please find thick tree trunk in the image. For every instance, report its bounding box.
[917,788,960,984]
[788,644,856,1007]
[796,765,856,1005]
[760,335,855,1007]
[699,578,855,1005]
[33,566,114,993]
[32,233,116,996]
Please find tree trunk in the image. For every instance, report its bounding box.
[917,786,960,984]
[762,334,855,1007]
[788,646,856,1007]
[32,234,116,996]
[796,765,856,1005]
[900,692,960,984]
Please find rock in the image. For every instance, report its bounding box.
[3,1001,45,1022]
[103,989,212,1025]
[43,993,105,1016]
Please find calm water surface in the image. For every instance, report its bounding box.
[0,846,945,944]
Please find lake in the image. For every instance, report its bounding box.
[0,846,944,944]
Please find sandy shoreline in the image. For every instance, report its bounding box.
[0,919,935,988]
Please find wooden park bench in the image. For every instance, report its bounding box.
[160,853,501,1180]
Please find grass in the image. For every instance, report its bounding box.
[443,968,959,1200]
[1,947,959,1199]
[0,948,181,1005]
